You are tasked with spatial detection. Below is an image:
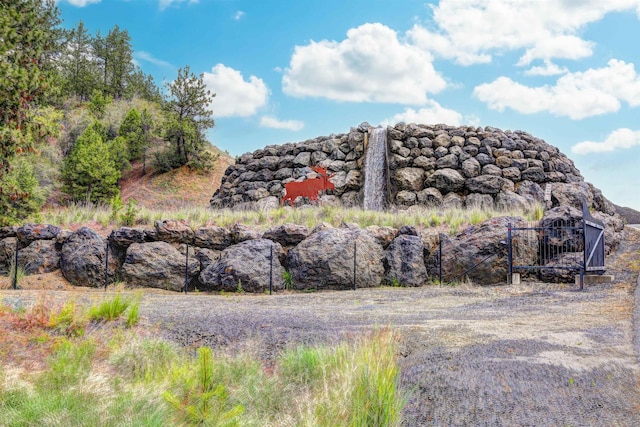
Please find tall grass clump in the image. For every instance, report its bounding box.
[88,294,131,322]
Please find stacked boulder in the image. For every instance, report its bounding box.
[211,122,594,212]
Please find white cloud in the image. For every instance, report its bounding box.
[408,0,639,65]
[159,0,198,11]
[572,128,640,154]
[381,101,462,126]
[260,116,305,131]
[282,23,446,105]
[234,11,245,20]
[57,0,101,6]
[134,51,173,68]
[524,60,569,77]
[473,59,640,119]
[202,64,269,118]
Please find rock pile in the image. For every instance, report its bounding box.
[211,122,599,212]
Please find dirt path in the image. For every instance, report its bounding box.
[2,229,639,426]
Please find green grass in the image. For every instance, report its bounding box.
[33,203,545,232]
[0,298,406,427]
[88,294,131,322]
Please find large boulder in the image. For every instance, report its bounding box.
[61,227,116,287]
[155,219,194,244]
[198,239,283,292]
[16,223,61,248]
[122,242,200,291]
[263,223,310,247]
[287,227,384,290]
[194,226,234,250]
[384,235,428,286]
[465,175,514,194]
[425,168,465,194]
[443,217,536,285]
[18,240,60,275]
[550,182,593,210]
[393,168,425,191]
[0,237,16,275]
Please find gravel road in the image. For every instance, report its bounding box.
[2,228,639,426]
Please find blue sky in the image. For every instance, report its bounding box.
[56,0,640,210]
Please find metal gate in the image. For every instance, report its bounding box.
[582,203,605,274]
[507,202,606,289]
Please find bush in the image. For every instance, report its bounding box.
[61,124,120,203]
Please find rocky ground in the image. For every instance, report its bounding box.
[2,228,639,426]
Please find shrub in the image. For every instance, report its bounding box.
[88,294,130,322]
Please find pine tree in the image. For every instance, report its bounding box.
[62,125,120,203]
[160,66,215,169]
[119,108,145,160]
[0,0,61,176]
[62,21,97,100]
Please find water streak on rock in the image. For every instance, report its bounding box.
[363,127,387,211]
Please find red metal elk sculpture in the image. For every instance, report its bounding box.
[281,166,335,206]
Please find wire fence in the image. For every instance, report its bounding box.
[4,222,598,292]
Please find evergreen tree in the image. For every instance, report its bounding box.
[62,125,120,203]
[62,21,97,100]
[0,0,61,176]
[140,108,154,174]
[119,108,145,160]
[92,25,133,99]
[126,67,162,102]
[160,66,215,169]
[109,136,131,172]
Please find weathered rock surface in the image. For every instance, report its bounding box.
[263,223,310,247]
[155,219,194,244]
[0,237,16,274]
[198,239,283,292]
[194,226,233,250]
[287,228,384,289]
[61,227,116,287]
[443,217,537,285]
[122,242,200,291]
[16,223,61,247]
[19,240,60,275]
[384,235,428,286]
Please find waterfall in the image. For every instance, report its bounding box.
[363,127,387,211]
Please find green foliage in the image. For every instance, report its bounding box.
[49,300,86,337]
[88,294,131,322]
[110,194,140,226]
[88,89,111,119]
[93,25,134,100]
[62,124,120,203]
[119,107,145,159]
[41,339,96,390]
[0,156,45,225]
[163,347,244,426]
[61,21,97,100]
[125,301,139,328]
[158,66,215,171]
[110,338,179,382]
[282,270,295,290]
[109,136,131,172]
[0,0,61,204]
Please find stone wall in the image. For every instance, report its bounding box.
[210,122,614,215]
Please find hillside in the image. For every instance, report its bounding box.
[117,150,234,211]
[613,203,640,224]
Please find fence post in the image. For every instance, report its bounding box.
[184,244,189,294]
[269,244,273,295]
[507,223,512,285]
[353,241,357,291]
[438,236,443,286]
[105,241,109,290]
[12,238,18,290]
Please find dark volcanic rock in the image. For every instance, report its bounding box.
[18,240,60,275]
[198,239,283,293]
[287,227,384,290]
[122,241,200,291]
[61,227,116,287]
[384,235,428,286]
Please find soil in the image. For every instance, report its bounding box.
[2,227,640,426]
